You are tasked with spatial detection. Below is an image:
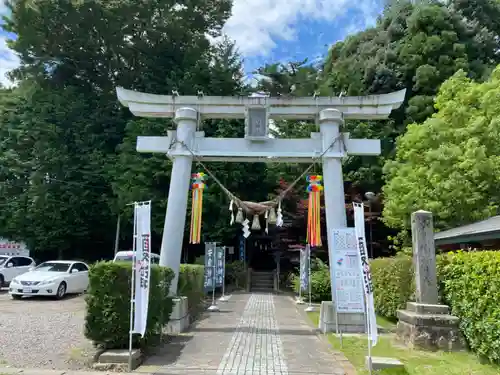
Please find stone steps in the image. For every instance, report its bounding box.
[250,271,274,292]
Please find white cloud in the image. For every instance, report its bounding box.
[0,35,19,88]
[222,0,380,57]
[0,3,19,88]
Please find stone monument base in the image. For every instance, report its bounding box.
[319,301,366,334]
[396,302,466,351]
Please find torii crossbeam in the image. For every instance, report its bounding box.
[116,87,406,295]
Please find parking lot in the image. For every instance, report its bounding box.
[0,289,95,370]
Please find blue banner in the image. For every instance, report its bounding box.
[204,242,216,292]
[215,246,225,287]
[239,236,245,262]
[300,245,310,291]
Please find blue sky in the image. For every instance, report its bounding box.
[0,0,384,87]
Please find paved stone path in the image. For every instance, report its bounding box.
[217,294,288,374]
[139,292,348,375]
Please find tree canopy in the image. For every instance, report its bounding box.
[383,67,500,230]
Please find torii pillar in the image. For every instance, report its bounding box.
[116,88,406,295]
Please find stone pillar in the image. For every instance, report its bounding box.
[318,110,366,333]
[412,210,439,304]
[319,109,347,301]
[396,210,465,351]
[160,107,197,295]
[319,108,348,230]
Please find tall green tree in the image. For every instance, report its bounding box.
[318,0,500,191]
[0,82,117,259]
[383,67,500,230]
[0,0,250,259]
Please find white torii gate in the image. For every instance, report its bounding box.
[116,87,406,295]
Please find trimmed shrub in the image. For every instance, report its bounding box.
[178,264,205,315]
[439,251,500,363]
[370,255,414,319]
[225,260,246,289]
[290,259,331,302]
[84,261,174,349]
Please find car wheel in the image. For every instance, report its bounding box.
[11,294,22,300]
[0,274,4,288]
[56,282,67,300]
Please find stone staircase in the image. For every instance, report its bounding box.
[250,271,275,292]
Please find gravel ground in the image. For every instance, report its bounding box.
[0,289,95,370]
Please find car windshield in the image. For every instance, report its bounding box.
[35,262,70,272]
[0,256,8,266]
[115,254,134,262]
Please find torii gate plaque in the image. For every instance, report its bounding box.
[116,87,406,298]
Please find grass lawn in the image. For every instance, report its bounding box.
[308,312,500,375]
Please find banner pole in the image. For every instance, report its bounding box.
[305,245,314,312]
[365,291,373,375]
[219,247,230,302]
[128,203,138,372]
[296,246,305,305]
[207,243,219,311]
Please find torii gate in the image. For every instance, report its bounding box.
[116,87,406,295]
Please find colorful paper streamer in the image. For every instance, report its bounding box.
[189,172,206,244]
[306,175,323,247]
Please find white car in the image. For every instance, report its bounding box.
[0,255,36,287]
[9,260,89,300]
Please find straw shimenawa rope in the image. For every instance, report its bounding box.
[170,135,346,215]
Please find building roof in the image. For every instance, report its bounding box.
[434,215,500,245]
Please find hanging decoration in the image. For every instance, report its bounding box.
[276,200,283,227]
[189,172,206,244]
[264,210,269,234]
[235,207,244,223]
[251,214,261,230]
[229,200,235,225]
[306,175,323,247]
[268,207,277,224]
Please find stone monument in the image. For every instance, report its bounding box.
[396,210,466,351]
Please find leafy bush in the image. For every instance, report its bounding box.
[370,255,415,319]
[438,251,500,363]
[290,259,331,302]
[225,260,246,289]
[178,264,205,315]
[85,261,174,349]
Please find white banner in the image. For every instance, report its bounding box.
[300,245,310,291]
[132,202,152,337]
[353,202,378,346]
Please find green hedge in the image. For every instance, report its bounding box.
[178,264,205,315]
[84,261,174,349]
[370,255,415,319]
[438,251,500,363]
